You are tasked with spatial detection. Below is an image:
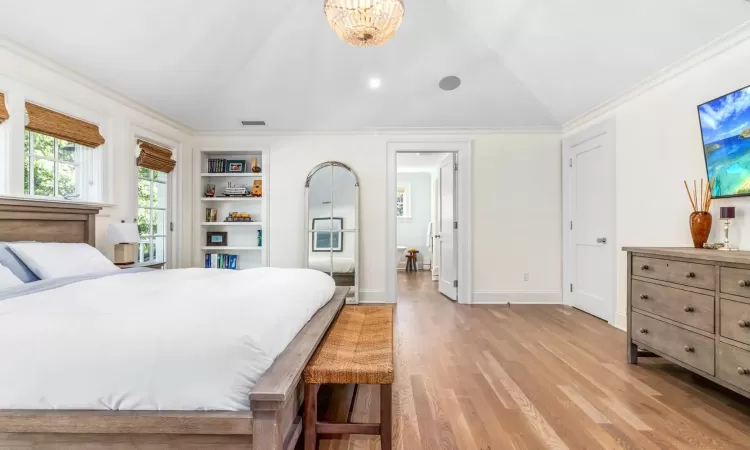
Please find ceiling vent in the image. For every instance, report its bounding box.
[241,120,267,126]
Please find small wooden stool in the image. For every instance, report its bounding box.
[303,306,394,450]
[405,249,419,272]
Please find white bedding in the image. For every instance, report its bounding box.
[308,254,355,273]
[0,267,335,411]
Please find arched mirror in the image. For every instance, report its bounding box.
[305,162,359,303]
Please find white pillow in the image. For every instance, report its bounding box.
[7,243,119,280]
[0,265,23,289]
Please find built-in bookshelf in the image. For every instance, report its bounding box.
[196,148,269,270]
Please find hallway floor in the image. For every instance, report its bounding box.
[318,271,750,449]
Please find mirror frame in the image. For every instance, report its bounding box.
[304,161,360,304]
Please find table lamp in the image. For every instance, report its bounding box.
[107,221,140,265]
[719,206,736,251]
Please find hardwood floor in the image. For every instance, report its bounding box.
[318,271,750,450]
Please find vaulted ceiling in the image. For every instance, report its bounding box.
[1,0,749,131]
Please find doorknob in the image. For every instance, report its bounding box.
[434,234,441,239]
[596,237,607,244]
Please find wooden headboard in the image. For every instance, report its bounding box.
[0,198,101,245]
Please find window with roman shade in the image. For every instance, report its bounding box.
[0,93,9,125]
[24,102,105,201]
[136,139,174,266]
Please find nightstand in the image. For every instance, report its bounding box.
[117,261,166,270]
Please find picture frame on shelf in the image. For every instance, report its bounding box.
[206,231,228,247]
[227,160,246,173]
[312,217,343,252]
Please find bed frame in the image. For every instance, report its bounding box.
[0,198,346,449]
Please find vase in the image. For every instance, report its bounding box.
[689,211,712,248]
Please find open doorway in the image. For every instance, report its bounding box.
[395,152,456,300]
[386,141,472,305]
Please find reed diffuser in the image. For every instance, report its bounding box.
[683,178,713,248]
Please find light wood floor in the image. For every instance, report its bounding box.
[318,271,750,450]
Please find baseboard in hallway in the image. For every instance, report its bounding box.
[472,290,562,304]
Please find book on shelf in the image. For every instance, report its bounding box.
[204,253,239,270]
[204,208,218,222]
[207,158,227,173]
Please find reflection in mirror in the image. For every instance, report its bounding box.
[305,162,359,303]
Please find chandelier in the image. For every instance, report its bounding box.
[324,0,405,47]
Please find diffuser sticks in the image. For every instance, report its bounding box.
[684,178,713,213]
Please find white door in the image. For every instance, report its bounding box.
[438,155,457,300]
[567,126,614,321]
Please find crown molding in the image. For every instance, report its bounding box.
[0,38,193,136]
[563,20,750,133]
[193,125,562,137]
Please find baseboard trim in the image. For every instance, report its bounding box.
[359,289,390,304]
[613,312,627,331]
[472,290,562,305]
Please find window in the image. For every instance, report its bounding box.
[24,130,82,199]
[137,167,168,264]
[396,183,411,218]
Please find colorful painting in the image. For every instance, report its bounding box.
[699,85,750,198]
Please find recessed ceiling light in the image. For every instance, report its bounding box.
[415,153,421,156]
[439,76,461,91]
[369,77,382,89]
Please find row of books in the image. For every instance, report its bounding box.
[204,253,238,269]
[207,158,229,173]
[205,208,218,222]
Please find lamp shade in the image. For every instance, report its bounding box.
[107,223,140,244]
[720,206,736,220]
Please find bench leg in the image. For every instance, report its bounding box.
[380,384,392,450]
[305,384,318,450]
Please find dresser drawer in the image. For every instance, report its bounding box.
[720,298,750,346]
[631,280,714,332]
[720,267,750,298]
[631,312,715,374]
[632,256,714,290]
[717,342,750,394]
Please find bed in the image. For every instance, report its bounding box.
[0,197,346,450]
[307,253,356,287]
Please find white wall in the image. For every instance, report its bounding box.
[564,35,750,330]
[193,132,562,304]
[0,42,193,267]
[397,172,431,259]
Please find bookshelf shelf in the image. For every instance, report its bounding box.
[200,222,263,227]
[197,148,269,270]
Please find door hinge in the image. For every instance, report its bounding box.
[453,221,458,230]
[570,283,573,292]
[453,280,458,288]
[170,222,174,232]
[570,221,573,230]
[569,158,572,168]
[453,162,458,171]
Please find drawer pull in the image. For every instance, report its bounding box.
[685,272,695,278]
[639,328,648,334]
[683,306,694,313]
[639,294,649,300]
[684,345,695,353]
[739,320,750,328]
[739,280,750,288]
[738,367,750,376]
[640,264,649,271]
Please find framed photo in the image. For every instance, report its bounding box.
[226,160,246,173]
[312,217,343,252]
[206,231,228,247]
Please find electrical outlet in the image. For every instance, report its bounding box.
[524,272,530,282]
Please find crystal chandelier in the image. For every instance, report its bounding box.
[324,0,405,47]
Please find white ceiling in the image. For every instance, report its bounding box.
[0,0,748,131]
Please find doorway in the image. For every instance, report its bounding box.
[386,141,472,305]
[562,119,616,323]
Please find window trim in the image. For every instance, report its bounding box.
[396,182,412,219]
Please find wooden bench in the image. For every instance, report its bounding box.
[302,305,394,450]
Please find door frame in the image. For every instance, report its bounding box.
[562,118,617,325]
[386,140,473,304]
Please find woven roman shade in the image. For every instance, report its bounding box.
[0,93,8,125]
[136,140,176,174]
[25,102,105,148]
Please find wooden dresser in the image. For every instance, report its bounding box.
[625,247,750,398]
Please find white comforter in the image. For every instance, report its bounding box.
[308,254,355,273]
[0,267,335,411]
